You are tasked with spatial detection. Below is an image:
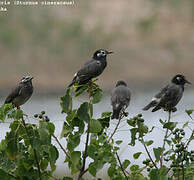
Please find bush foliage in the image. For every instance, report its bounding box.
[0,81,193,180]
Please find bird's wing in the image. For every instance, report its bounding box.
[155,84,180,106]
[77,60,102,80]
[4,84,22,104]
[111,87,131,108]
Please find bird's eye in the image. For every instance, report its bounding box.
[176,77,181,81]
[97,53,101,57]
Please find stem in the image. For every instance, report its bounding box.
[160,111,171,168]
[185,130,194,149]
[108,114,123,143]
[142,138,158,169]
[21,115,42,180]
[182,162,185,180]
[52,134,70,159]
[78,123,90,180]
[116,152,129,180]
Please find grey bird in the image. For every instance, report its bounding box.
[111,80,131,119]
[143,74,191,112]
[5,76,34,109]
[68,49,113,88]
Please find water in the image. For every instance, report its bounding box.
[0,90,193,178]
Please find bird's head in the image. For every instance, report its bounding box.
[93,49,113,60]
[20,76,34,83]
[116,80,127,87]
[172,74,191,85]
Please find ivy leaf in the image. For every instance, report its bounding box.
[163,122,177,131]
[47,122,55,135]
[149,169,159,180]
[153,147,163,162]
[90,119,102,133]
[0,169,13,180]
[130,164,139,172]
[77,102,90,122]
[63,177,73,180]
[133,152,142,159]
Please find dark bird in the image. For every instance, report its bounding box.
[143,74,191,112]
[111,80,131,119]
[68,49,113,88]
[5,76,34,109]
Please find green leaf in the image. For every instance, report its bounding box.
[0,169,14,180]
[130,164,139,172]
[47,122,55,135]
[144,140,153,146]
[153,147,163,162]
[71,151,81,166]
[60,122,72,138]
[185,109,194,116]
[122,160,130,169]
[163,122,177,131]
[90,119,102,133]
[74,85,88,97]
[149,169,159,180]
[183,121,189,128]
[60,88,72,114]
[88,162,97,176]
[92,89,103,104]
[40,159,48,171]
[108,165,116,177]
[129,128,138,146]
[127,119,136,127]
[133,152,142,159]
[116,140,123,145]
[77,102,90,122]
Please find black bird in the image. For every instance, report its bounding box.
[143,74,191,112]
[111,80,131,119]
[5,76,34,109]
[68,49,113,88]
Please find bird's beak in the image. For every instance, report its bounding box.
[185,79,191,84]
[107,51,114,54]
[30,77,34,80]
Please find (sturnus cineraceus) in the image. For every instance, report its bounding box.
[68,49,113,88]
[5,76,34,109]
[111,80,131,119]
[143,74,191,112]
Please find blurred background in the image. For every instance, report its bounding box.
[0,0,194,94]
[0,0,194,178]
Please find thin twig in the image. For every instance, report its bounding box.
[21,115,42,180]
[108,114,124,143]
[185,130,194,149]
[52,134,70,159]
[78,122,90,180]
[116,152,129,180]
[160,111,171,168]
[142,138,158,169]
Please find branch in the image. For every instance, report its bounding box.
[116,152,129,180]
[185,130,194,149]
[52,134,70,159]
[108,113,124,143]
[78,123,90,180]
[142,138,158,169]
[160,111,171,168]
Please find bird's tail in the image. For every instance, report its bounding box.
[152,106,161,112]
[111,109,120,119]
[142,101,155,111]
